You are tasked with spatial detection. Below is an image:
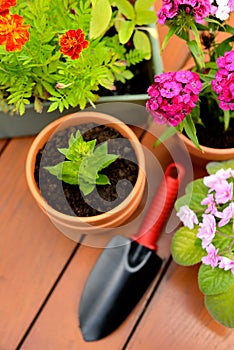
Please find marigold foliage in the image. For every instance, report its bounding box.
[0,0,157,115]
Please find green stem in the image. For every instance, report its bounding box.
[224,110,230,131]
[219,239,234,257]
[216,230,234,239]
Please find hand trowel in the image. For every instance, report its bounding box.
[79,162,184,341]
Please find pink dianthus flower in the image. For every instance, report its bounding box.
[146,70,202,127]
[212,50,234,111]
[157,0,211,25]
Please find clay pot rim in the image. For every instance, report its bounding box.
[179,133,234,159]
[25,111,146,225]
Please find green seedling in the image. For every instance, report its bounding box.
[45,130,119,196]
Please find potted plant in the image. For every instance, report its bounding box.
[25,110,146,240]
[146,0,234,164]
[0,0,162,138]
[172,159,234,328]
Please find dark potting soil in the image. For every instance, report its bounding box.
[34,123,139,217]
[195,117,234,149]
[192,97,234,149]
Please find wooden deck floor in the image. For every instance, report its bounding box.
[1,119,234,350]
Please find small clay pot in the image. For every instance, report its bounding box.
[25,111,146,239]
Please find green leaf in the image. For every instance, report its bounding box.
[222,24,234,35]
[93,142,108,156]
[153,126,177,147]
[215,37,234,57]
[190,22,204,69]
[65,130,96,161]
[79,182,95,196]
[198,264,234,295]
[171,226,205,266]
[182,115,203,151]
[175,193,204,220]
[41,81,60,97]
[133,30,151,59]
[96,174,110,185]
[174,178,208,221]
[58,147,68,156]
[212,222,234,253]
[185,178,207,195]
[19,102,26,116]
[44,129,118,195]
[90,0,112,38]
[224,110,230,131]
[135,0,155,11]
[98,153,119,171]
[115,0,135,20]
[119,20,135,44]
[59,161,80,185]
[44,162,63,180]
[161,26,178,52]
[206,160,234,175]
[187,40,204,70]
[205,281,234,328]
[121,70,134,79]
[135,10,156,25]
[47,101,59,113]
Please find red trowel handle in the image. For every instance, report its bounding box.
[134,162,184,250]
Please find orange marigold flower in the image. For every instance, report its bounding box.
[59,29,89,60]
[0,13,30,51]
[0,0,16,13]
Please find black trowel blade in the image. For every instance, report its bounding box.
[79,235,162,341]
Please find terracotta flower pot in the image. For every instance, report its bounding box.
[25,111,146,239]
[179,133,234,167]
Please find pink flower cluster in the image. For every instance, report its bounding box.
[157,0,211,24]
[146,70,202,127]
[177,167,234,274]
[211,50,234,111]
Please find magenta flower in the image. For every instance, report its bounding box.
[219,256,234,275]
[157,0,212,25]
[146,70,202,127]
[202,243,220,269]
[212,50,234,111]
[160,81,181,98]
[176,205,199,229]
[197,214,216,248]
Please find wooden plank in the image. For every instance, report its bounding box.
[0,139,8,154]
[0,137,77,350]
[125,262,234,350]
